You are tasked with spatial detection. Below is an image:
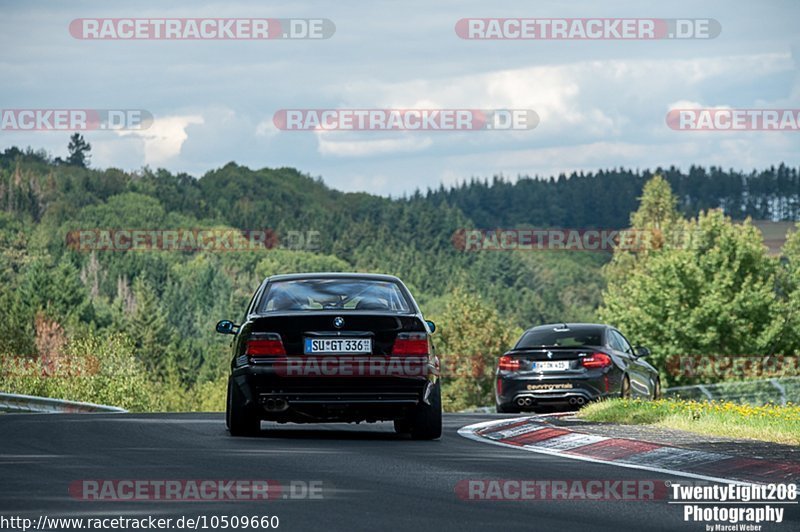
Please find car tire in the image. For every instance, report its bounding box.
[393,418,411,434]
[496,402,520,414]
[408,382,442,440]
[227,377,260,437]
[652,378,661,400]
[620,375,632,399]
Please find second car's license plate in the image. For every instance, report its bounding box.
[304,338,372,354]
[531,361,570,372]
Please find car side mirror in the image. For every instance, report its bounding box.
[635,346,650,358]
[426,320,436,334]
[216,320,238,335]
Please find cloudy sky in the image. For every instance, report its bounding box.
[1,0,798,196]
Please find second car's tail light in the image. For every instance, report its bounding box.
[391,332,430,355]
[246,333,286,356]
[498,355,521,371]
[581,352,612,369]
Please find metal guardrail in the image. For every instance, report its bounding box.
[0,392,127,413]
[665,376,800,406]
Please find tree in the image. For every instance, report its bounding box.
[67,133,91,167]
[600,177,781,386]
[433,287,520,411]
[774,225,800,353]
[126,277,173,378]
[19,256,92,327]
[602,174,686,285]
[630,174,682,234]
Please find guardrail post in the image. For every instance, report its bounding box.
[769,378,787,406]
[696,385,714,401]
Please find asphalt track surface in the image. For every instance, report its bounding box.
[0,413,797,532]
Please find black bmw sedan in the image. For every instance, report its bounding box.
[216,272,442,439]
[495,323,660,413]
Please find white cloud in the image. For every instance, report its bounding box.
[316,132,433,157]
[255,119,278,138]
[116,115,204,165]
[338,53,793,141]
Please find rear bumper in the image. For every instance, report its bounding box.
[232,363,431,422]
[496,370,620,410]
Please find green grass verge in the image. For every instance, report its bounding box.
[578,398,800,446]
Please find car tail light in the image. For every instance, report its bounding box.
[391,332,430,355]
[498,355,521,371]
[581,352,612,369]
[246,333,286,356]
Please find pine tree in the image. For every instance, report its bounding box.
[66,133,91,168]
[127,278,173,378]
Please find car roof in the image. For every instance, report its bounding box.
[265,272,404,283]
[525,323,608,334]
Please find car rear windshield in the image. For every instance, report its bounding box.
[516,328,603,348]
[259,279,412,313]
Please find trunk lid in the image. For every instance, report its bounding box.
[504,346,600,373]
[248,313,426,356]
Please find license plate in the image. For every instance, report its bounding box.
[531,361,570,372]
[304,338,372,354]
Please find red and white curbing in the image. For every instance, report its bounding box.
[458,416,800,485]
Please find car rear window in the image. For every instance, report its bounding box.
[259,279,412,313]
[516,328,603,348]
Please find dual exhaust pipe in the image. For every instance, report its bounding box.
[264,398,289,412]
[515,397,534,407]
[514,396,586,408]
